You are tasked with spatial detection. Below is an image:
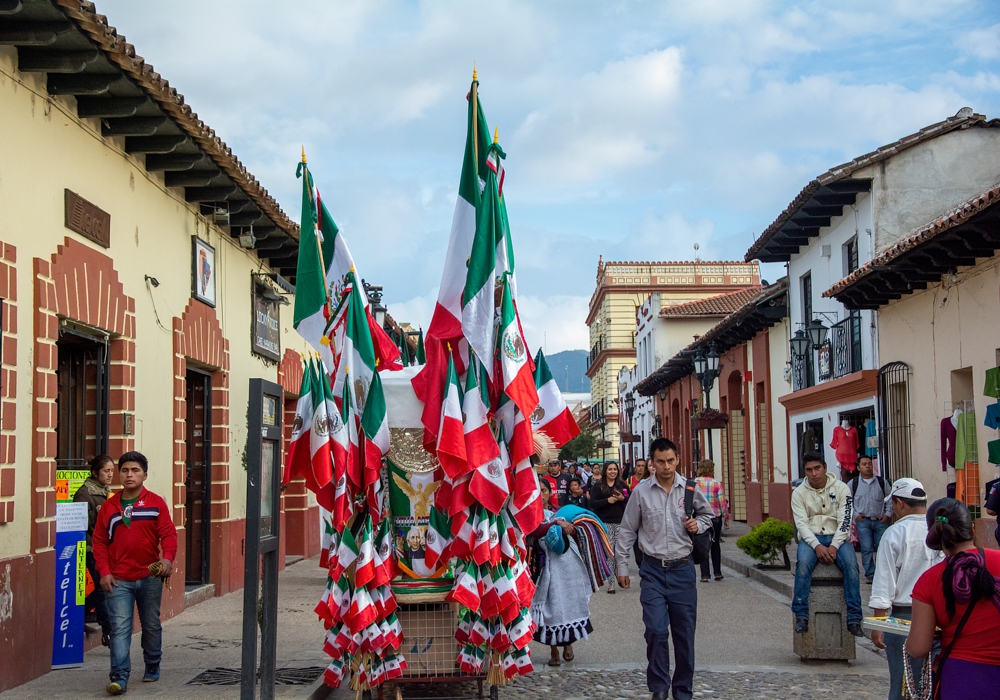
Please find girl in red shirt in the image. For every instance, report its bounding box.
[906,498,1000,699]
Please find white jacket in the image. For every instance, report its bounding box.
[869,514,944,610]
[791,473,853,550]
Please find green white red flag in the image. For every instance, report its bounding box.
[436,352,467,479]
[497,278,537,420]
[531,348,580,448]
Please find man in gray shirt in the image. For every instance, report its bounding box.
[616,438,713,700]
[849,455,892,583]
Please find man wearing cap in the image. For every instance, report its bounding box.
[869,478,943,700]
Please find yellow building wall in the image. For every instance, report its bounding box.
[0,48,310,560]
[876,256,1000,501]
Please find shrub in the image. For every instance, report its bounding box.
[736,518,795,564]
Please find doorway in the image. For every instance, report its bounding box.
[56,326,109,470]
[185,368,213,587]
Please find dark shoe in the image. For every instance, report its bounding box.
[106,677,128,695]
[651,693,668,700]
[794,619,808,633]
[700,577,710,583]
[714,575,724,581]
[142,664,160,683]
[865,577,874,585]
[848,623,864,638]
[607,586,616,594]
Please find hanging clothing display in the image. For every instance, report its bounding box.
[864,419,878,458]
[984,402,1000,430]
[955,411,979,469]
[984,367,1000,399]
[988,440,1000,466]
[940,417,957,472]
[830,425,860,472]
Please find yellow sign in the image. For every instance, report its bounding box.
[75,541,86,606]
[56,470,90,503]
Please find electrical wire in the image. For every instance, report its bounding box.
[145,277,172,333]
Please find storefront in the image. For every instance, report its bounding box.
[0,4,314,690]
[826,184,1000,546]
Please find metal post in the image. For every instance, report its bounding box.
[241,379,283,700]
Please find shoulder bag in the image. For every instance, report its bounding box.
[684,481,713,565]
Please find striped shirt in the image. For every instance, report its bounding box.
[694,477,729,518]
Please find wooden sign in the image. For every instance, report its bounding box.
[64,190,110,248]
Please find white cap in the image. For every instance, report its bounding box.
[884,477,927,502]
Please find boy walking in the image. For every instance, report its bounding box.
[93,452,177,695]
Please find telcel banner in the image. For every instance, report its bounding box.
[52,502,88,669]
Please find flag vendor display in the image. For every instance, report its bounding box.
[285,156,405,692]
[410,70,542,686]
[530,349,580,449]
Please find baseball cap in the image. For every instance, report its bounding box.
[884,477,927,502]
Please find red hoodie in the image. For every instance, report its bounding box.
[93,487,177,582]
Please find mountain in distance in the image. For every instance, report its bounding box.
[545,349,590,394]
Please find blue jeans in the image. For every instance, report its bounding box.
[638,558,697,700]
[792,536,863,625]
[105,575,163,680]
[856,518,888,579]
[884,609,926,700]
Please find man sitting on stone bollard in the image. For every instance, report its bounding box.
[790,452,864,637]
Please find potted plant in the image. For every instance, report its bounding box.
[736,518,794,570]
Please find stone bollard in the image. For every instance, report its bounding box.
[793,563,856,661]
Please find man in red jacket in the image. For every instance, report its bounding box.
[93,451,177,696]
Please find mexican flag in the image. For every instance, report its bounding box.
[330,373,358,532]
[294,157,401,374]
[436,353,467,479]
[282,355,315,487]
[411,75,492,451]
[497,277,537,420]
[469,426,509,515]
[463,351,499,472]
[424,505,452,571]
[531,348,580,448]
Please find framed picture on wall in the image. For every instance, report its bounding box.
[192,236,216,307]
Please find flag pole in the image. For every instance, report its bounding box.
[471,64,479,171]
[303,147,333,325]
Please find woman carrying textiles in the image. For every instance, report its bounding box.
[529,479,594,666]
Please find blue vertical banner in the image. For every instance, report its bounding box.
[52,502,88,669]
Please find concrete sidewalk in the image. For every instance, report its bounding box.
[1,558,333,700]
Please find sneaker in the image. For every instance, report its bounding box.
[106,677,128,695]
[142,664,160,683]
[847,623,865,638]
[794,619,808,633]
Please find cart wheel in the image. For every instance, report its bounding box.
[489,685,499,700]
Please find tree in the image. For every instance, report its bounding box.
[559,429,597,461]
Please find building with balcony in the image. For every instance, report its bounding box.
[586,258,759,462]
[747,108,1000,482]
[826,165,1000,545]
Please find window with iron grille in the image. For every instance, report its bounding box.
[877,362,912,483]
[801,273,815,388]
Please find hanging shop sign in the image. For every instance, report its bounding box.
[64,190,110,248]
[251,282,281,363]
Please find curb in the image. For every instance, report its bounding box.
[720,552,793,599]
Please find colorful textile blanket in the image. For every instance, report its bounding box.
[553,506,614,592]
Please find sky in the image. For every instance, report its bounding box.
[96,0,1000,354]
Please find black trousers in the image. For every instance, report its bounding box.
[85,551,111,634]
[699,517,724,579]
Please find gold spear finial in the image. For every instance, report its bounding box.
[301,146,307,163]
[493,127,499,144]
[472,63,477,82]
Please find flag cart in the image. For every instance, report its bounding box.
[375,417,494,700]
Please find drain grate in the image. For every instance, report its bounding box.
[187,667,325,686]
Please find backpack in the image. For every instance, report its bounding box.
[684,481,713,565]
[850,474,886,499]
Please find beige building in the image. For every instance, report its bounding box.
[826,184,1000,547]
[0,3,327,689]
[585,258,759,460]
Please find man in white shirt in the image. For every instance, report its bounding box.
[869,478,942,700]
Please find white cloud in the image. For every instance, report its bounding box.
[515,295,591,355]
[960,24,1000,60]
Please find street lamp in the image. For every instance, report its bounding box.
[624,392,636,473]
[806,318,829,349]
[693,342,722,461]
[789,329,810,360]
[362,280,386,327]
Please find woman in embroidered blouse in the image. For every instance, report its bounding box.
[694,459,729,583]
[529,479,594,666]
